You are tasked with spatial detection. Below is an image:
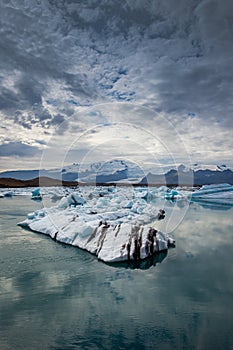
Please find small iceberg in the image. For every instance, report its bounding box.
[18,188,175,264]
[31,188,42,201]
[165,189,179,201]
[4,191,13,197]
[49,190,63,202]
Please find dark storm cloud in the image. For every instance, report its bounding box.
[154,59,233,122]
[15,74,43,105]
[0,87,19,110]
[0,0,233,137]
[0,141,40,157]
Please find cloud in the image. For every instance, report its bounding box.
[0,142,40,157]
[0,0,232,168]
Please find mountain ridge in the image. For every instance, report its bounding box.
[0,161,233,186]
[139,165,233,186]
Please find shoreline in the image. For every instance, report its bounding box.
[0,176,198,188]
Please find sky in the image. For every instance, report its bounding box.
[0,0,233,172]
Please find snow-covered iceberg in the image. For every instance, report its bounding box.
[18,188,175,263]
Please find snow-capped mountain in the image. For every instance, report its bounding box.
[1,161,233,185]
[180,163,230,172]
[59,159,145,183]
[0,160,145,184]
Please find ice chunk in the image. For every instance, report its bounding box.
[165,189,179,200]
[4,191,13,197]
[122,200,133,209]
[57,192,85,208]
[70,192,86,205]
[57,197,70,209]
[32,188,40,197]
[27,212,36,220]
[31,188,42,201]
[171,189,179,196]
[49,190,63,202]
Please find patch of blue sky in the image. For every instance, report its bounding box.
[111,76,120,83]
[66,99,92,107]
[46,99,59,106]
[188,112,196,117]
[110,69,127,84]
[89,111,99,117]
[99,83,114,90]
[110,90,135,101]
[66,99,81,106]
[118,68,127,75]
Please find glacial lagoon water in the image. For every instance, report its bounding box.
[0,194,232,350]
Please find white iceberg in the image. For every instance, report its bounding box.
[18,188,175,263]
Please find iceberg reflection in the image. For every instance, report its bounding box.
[107,250,169,270]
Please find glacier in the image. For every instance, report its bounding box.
[18,187,175,263]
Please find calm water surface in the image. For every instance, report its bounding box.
[0,195,232,350]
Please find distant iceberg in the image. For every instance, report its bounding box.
[18,188,175,263]
[3,191,13,197]
[188,183,233,205]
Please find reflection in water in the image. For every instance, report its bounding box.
[0,196,232,350]
[107,250,168,270]
[190,198,233,211]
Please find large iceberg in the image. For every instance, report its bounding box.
[188,183,233,205]
[18,188,175,263]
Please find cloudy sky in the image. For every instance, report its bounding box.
[0,0,232,172]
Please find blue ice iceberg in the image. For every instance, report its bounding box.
[31,188,42,201]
